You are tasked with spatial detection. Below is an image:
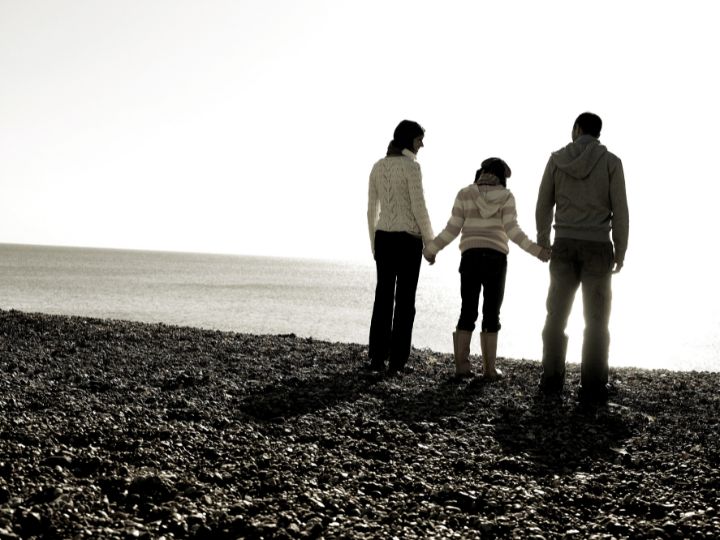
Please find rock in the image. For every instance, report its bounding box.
[73,456,103,476]
[189,524,213,539]
[40,455,72,468]
[0,527,19,540]
[26,486,62,504]
[16,510,43,537]
[128,475,175,502]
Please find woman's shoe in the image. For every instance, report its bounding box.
[367,358,386,372]
[387,363,413,377]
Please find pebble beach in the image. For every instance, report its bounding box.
[1,309,719,539]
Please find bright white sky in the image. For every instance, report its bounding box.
[2,0,719,265]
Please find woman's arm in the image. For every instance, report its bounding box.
[407,162,434,245]
[367,170,380,255]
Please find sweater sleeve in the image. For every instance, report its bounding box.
[609,158,629,264]
[535,156,556,248]
[425,190,465,256]
[407,162,435,245]
[503,192,543,257]
[367,170,380,255]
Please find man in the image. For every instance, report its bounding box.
[536,112,629,404]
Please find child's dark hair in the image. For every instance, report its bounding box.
[475,157,511,187]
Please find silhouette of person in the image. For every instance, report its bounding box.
[423,158,550,379]
[535,112,629,404]
[367,120,434,376]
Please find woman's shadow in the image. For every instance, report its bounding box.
[235,354,481,423]
[237,367,384,421]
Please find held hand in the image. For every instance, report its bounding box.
[538,247,551,263]
[422,248,436,265]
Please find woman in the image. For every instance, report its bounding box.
[367,120,434,375]
[423,157,550,379]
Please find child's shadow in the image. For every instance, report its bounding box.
[378,376,490,424]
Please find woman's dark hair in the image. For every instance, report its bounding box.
[476,157,511,187]
[387,120,424,154]
[574,112,602,137]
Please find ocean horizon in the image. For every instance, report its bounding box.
[0,242,717,373]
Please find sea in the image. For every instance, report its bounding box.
[0,243,718,372]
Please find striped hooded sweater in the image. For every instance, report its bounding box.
[425,174,542,258]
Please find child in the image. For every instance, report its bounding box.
[424,158,549,379]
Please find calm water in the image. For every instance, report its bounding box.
[0,243,717,372]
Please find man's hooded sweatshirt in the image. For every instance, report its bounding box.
[425,174,542,257]
[536,134,629,265]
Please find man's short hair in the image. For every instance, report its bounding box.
[574,112,602,138]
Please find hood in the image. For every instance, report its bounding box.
[472,185,511,218]
[551,135,608,179]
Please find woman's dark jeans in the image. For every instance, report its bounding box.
[541,238,614,394]
[457,248,508,333]
[368,231,423,369]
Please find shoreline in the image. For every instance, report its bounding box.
[2,307,715,377]
[2,309,720,538]
[2,242,717,374]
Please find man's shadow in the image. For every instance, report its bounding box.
[493,397,643,473]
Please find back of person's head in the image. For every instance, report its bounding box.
[390,120,425,152]
[476,157,511,187]
[574,112,602,137]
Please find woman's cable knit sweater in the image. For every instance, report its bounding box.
[367,149,434,254]
[425,174,542,257]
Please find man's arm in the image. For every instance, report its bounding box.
[609,158,629,273]
[535,157,556,248]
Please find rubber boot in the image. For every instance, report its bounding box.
[481,332,503,380]
[452,330,474,377]
[540,334,568,395]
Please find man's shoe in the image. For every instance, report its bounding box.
[537,381,563,400]
[578,384,609,406]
